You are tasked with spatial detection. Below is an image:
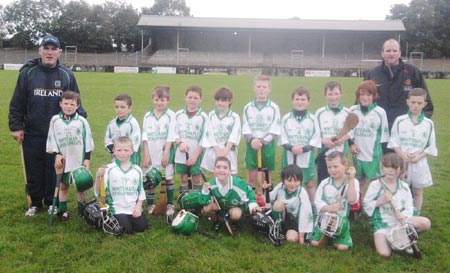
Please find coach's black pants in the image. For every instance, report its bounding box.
[114,214,148,234]
[23,135,56,208]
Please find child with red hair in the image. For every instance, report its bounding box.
[349,80,389,192]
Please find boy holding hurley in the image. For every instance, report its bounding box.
[280,86,321,204]
[242,75,281,192]
[46,91,94,220]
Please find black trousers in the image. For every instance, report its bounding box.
[23,135,56,207]
[315,151,328,185]
[114,214,148,234]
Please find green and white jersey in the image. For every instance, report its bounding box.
[201,109,241,174]
[142,108,176,165]
[104,160,146,215]
[174,108,210,163]
[315,104,351,155]
[270,183,314,233]
[279,110,321,168]
[46,112,94,172]
[242,99,281,138]
[202,176,258,212]
[388,112,437,187]
[105,114,141,153]
[349,103,389,162]
[363,178,413,233]
[388,112,437,156]
[315,177,360,218]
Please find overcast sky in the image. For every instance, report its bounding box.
[1,0,411,20]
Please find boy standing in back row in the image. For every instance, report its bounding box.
[242,75,281,192]
[174,86,212,194]
[142,86,176,216]
[315,81,351,183]
[46,91,94,220]
[388,88,437,214]
[105,94,141,165]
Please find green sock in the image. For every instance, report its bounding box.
[147,192,155,206]
[166,183,174,204]
[179,185,189,195]
[272,209,282,222]
[194,184,203,192]
[59,201,68,212]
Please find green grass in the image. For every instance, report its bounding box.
[1,71,449,272]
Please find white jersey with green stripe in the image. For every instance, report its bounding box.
[388,112,437,156]
[105,114,141,153]
[174,107,211,163]
[46,112,94,172]
[315,176,360,217]
[242,99,281,138]
[104,161,146,215]
[270,183,314,233]
[350,104,389,162]
[202,176,258,212]
[201,109,241,173]
[363,178,413,233]
[142,108,176,164]
[279,110,321,168]
[315,104,351,155]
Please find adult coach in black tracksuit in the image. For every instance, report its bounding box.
[364,38,434,130]
[9,34,87,216]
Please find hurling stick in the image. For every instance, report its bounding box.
[98,166,108,209]
[256,148,264,196]
[19,144,32,208]
[263,167,271,210]
[209,189,234,237]
[317,113,359,158]
[49,161,64,226]
[379,177,421,259]
[186,153,193,191]
[153,167,167,216]
[199,169,234,236]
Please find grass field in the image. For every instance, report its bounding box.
[0,71,449,273]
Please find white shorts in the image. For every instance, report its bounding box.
[406,158,433,189]
[200,147,238,174]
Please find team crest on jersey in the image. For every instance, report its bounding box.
[55,80,61,88]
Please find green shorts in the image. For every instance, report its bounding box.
[61,172,71,186]
[312,216,352,247]
[176,160,202,175]
[281,150,316,183]
[301,167,316,184]
[356,159,381,180]
[245,141,276,171]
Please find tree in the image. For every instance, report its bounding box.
[388,0,450,57]
[51,0,92,50]
[143,0,191,16]
[3,0,63,48]
[107,1,140,52]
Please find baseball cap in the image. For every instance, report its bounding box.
[40,34,61,48]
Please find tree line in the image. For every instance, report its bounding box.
[0,0,190,52]
[1,0,449,57]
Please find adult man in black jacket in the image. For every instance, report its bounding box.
[364,39,433,130]
[9,34,87,216]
